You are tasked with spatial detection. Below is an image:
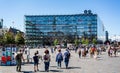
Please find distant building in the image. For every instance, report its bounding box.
[0,19,3,28]
[105,31,109,41]
[24,10,105,46]
[9,27,23,35]
[104,31,110,44]
[0,27,23,37]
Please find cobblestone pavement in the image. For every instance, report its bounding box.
[0,48,120,73]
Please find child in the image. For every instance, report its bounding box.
[33,53,39,72]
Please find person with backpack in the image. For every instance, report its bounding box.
[43,49,50,72]
[56,49,63,69]
[64,49,70,69]
[15,50,24,72]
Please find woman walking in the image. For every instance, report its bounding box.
[43,49,51,72]
[64,49,70,69]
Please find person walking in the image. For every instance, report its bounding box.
[64,49,70,69]
[26,47,30,63]
[78,48,81,58]
[51,47,54,54]
[56,49,63,69]
[43,49,50,72]
[113,46,117,57]
[33,52,39,72]
[15,49,24,72]
[94,49,98,59]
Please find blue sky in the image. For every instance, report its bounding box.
[0,0,120,36]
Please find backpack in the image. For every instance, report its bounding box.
[15,54,21,60]
[65,52,70,59]
[44,55,49,60]
[57,53,63,60]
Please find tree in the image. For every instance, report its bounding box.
[53,39,59,46]
[15,32,25,45]
[3,31,15,44]
[81,38,85,44]
[0,37,4,45]
[85,39,89,45]
[74,39,80,46]
[92,38,97,44]
[81,38,89,45]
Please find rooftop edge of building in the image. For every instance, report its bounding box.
[24,10,97,17]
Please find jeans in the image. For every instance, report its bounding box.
[64,60,69,69]
[57,61,62,68]
[44,62,50,71]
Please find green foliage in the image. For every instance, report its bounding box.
[81,38,85,44]
[74,39,80,46]
[53,39,59,46]
[85,39,89,45]
[15,32,25,45]
[0,37,4,44]
[92,38,97,44]
[81,38,89,45]
[3,32,15,44]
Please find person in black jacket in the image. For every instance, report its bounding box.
[33,53,39,72]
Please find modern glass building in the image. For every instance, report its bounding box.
[24,10,105,46]
[0,19,3,28]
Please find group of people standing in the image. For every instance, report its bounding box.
[76,45,102,59]
[32,48,70,72]
[32,49,50,72]
[108,45,118,57]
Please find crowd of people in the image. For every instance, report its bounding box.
[15,44,120,72]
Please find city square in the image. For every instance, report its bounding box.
[0,48,120,73]
[0,0,120,73]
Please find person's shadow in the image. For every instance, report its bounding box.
[22,71,33,73]
[39,70,63,72]
[67,67,81,69]
[61,66,81,69]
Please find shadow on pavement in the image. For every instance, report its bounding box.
[39,70,63,72]
[68,67,81,69]
[50,70,63,72]
[22,71,33,73]
[113,56,119,58]
[50,66,57,68]
[61,66,81,69]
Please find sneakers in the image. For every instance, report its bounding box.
[34,69,39,72]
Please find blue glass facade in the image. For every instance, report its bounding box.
[24,10,105,46]
[0,19,3,28]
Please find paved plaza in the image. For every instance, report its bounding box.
[0,48,120,73]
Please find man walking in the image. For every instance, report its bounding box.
[15,50,24,72]
[64,49,70,69]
